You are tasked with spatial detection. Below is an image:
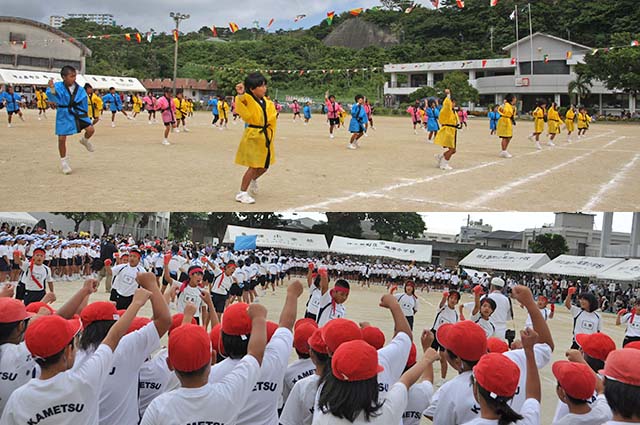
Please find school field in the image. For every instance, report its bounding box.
[2,110,639,211]
[44,276,626,424]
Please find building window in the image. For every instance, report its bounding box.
[519,60,569,75]
[410,74,426,87]
[52,59,81,70]
[0,54,14,65]
[17,56,50,68]
[9,33,26,43]
[433,73,444,83]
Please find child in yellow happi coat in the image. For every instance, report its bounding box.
[219,96,230,129]
[577,106,591,139]
[132,93,143,118]
[173,91,190,133]
[565,104,577,142]
[528,99,548,149]
[434,89,460,171]
[84,84,103,125]
[35,87,48,120]
[234,72,278,205]
[546,102,562,145]
[497,93,517,158]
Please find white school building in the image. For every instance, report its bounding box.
[384,32,636,114]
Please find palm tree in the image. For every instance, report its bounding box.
[568,73,593,105]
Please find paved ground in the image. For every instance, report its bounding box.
[43,275,626,424]
[2,111,638,211]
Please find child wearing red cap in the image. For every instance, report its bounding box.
[140,303,269,425]
[463,328,541,425]
[430,290,460,381]
[314,338,435,424]
[394,281,419,330]
[0,284,150,425]
[552,354,612,425]
[602,348,640,424]
[208,280,303,425]
[316,268,350,327]
[281,320,318,409]
[105,248,147,309]
[616,300,640,347]
[73,272,171,425]
[16,247,55,306]
[565,289,601,349]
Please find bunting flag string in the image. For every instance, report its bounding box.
[326,11,335,26]
[183,61,380,76]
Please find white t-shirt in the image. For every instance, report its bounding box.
[19,262,52,292]
[316,290,346,327]
[552,394,612,425]
[211,272,232,295]
[137,349,180,418]
[140,355,260,425]
[487,291,513,339]
[553,389,601,423]
[282,358,316,406]
[503,343,553,411]
[306,285,322,316]
[424,370,479,425]
[209,327,293,425]
[403,381,433,425]
[378,332,412,396]
[471,313,496,338]
[0,342,40,416]
[524,307,551,328]
[167,255,188,275]
[73,322,161,425]
[313,382,408,425]
[110,264,146,297]
[0,345,114,425]
[461,398,540,425]
[280,374,320,425]
[395,293,419,317]
[570,306,602,337]
[620,313,640,337]
[176,284,205,318]
[432,305,458,331]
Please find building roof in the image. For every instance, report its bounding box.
[479,230,523,241]
[0,16,92,57]
[502,32,592,52]
[142,78,217,91]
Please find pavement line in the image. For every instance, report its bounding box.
[466,136,625,209]
[582,153,640,211]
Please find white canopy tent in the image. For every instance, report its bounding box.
[0,68,145,92]
[459,249,550,272]
[329,236,432,262]
[83,74,147,92]
[535,255,624,278]
[222,225,329,252]
[596,259,640,282]
[0,212,39,228]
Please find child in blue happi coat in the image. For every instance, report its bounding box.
[102,86,132,127]
[348,95,368,150]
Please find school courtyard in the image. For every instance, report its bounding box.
[2,110,639,211]
[48,276,627,424]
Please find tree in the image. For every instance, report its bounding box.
[409,86,438,103]
[368,213,426,240]
[52,212,99,232]
[93,213,135,236]
[568,71,593,105]
[236,213,284,229]
[312,213,366,242]
[207,213,242,242]
[434,71,480,104]
[528,233,569,259]
[380,0,413,11]
[169,213,208,241]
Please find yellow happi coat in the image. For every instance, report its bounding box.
[497,101,515,138]
[234,93,278,169]
[433,96,458,149]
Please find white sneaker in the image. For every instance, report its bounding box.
[127,116,133,120]
[79,137,94,152]
[153,119,157,123]
[235,192,256,204]
[500,150,512,158]
[440,161,453,171]
[174,128,180,133]
[148,121,153,125]
[527,135,534,142]
[347,144,357,150]
[535,142,542,150]
[162,139,170,146]
[364,133,368,137]
[7,124,11,128]
[434,153,443,167]
[249,180,258,196]
[183,127,190,133]
[38,117,41,121]
[111,122,115,128]
[547,140,555,147]
[414,130,417,135]
[61,158,72,175]
[218,126,224,131]
[330,134,335,139]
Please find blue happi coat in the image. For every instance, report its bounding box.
[349,103,368,133]
[46,82,92,136]
[1,92,22,113]
[102,92,123,112]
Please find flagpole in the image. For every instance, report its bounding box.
[528,3,534,76]
[515,5,520,77]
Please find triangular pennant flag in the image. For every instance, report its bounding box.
[267,18,275,29]
[543,54,549,63]
[211,26,218,37]
[294,14,306,23]
[509,9,516,20]
[566,51,572,59]
[146,32,153,43]
[299,70,304,76]
[22,41,27,49]
[431,0,440,8]
[405,3,417,13]
[229,22,239,33]
[510,57,517,65]
[125,33,131,41]
[456,0,465,9]
[490,0,498,6]
[172,30,179,42]
[135,33,142,43]
[326,11,335,25]
[482,60,487,68]
[631,40,639,46]
[350,8,363,16]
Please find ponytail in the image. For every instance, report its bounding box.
[477,383,523,425]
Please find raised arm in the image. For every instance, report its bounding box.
[421,330,438,383]
[56,279,97,319]
[520,328,541,402]
[247,303,268,365]
[471,286,482,316]
[279,280,303,331]
[380,294,412,340]
[102,288,151,351]
[512,285,554,351]
[137,272,172,338]
[564,286,577,310]
[438,291,448,309]
[306,262,315,288]
[319,267,329,295]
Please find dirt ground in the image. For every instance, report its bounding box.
[1,111,638,211]
[42,275,627,424]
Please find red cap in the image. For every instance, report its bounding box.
[552,361,596,400]
[168,324,211,372]
[25,315,82,359]
[473,353,520,397]
[602,348,640,386]
[437,321,487,361]
[127,317,151,334]
[406,343,417,368]
[362,326,385,350]
[294,323,317,354]
[221,303,252,336]
[486,337,509,354]
[81,302,120,327]
[332,340,384,382]
[267,321,279,342]
[0,298,34,323]
[321,318,362,354]
[170,313,198,334]
[209,323,225,355]
[294,318,318,332]
[624,341,640,350]
[576,333,616,361]
[308,328,328,354]
[25,302,55,315]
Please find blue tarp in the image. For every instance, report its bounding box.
[234,235,257,251]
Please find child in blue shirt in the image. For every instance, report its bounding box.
[348,95,368,150]
[303,102,312,125]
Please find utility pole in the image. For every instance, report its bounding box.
[170,11,190,96]
[490,26,494,52]
[528,3,534,76]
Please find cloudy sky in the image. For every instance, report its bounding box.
[281,212,635,235]
[5,0,402,33]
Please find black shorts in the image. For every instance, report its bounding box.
[164,120,175,126]
[229,284,242,297]
[406,315,414,330]
[59,259,67,267]
[623,336,640,347]
[74,256,82,266]
[178,272,188,282]
[258,275,267,287]
[294,112,301,116]
[11,262,20,270]
[413,120,421,125]
[154,267,163,277]
[50,258,59,268]
[279,272,286,279]
[268,275,276,284]
[15,282,25,300]
[430,329,444,351]
[78,119,91,132]
[211,293,228,313]
[110,289,133,310]
[24,289,46,306]
[0,258,9,272]
[304,311,317,320]
[8,110,20,116]
[329,118,340,126]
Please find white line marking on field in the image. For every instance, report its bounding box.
[466,136,625,208]
[288,130,615,212]
[582,153,640,211]
[418,295,435,307]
